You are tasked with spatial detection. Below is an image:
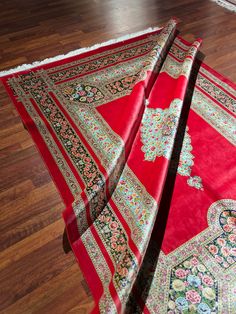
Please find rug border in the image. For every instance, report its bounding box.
[1,79,75,206]
[0,26,161,77]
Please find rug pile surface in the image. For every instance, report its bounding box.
[1,19,235,313]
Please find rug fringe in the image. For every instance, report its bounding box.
[211,0,236,12]
[0,26,160,77]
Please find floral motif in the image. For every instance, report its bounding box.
[63,83,104,103]
[113,167,157,247]
[168,255,218,313]
[206,209,236,268]
[105,72,140,94]
[94,205,138,290]
[141,98,183,161]
[67,104,123,164]
[186,289,201,304]
[192,89,236,146]
[95,205,128,264]
[197,73,236,114]
[197,302,211,314]
[48,40,156,83]
[177,127,194,177]
[141,101,203,190]
[160,56,183,79]
[117,178,150,227]
[187,176,204,191]
[170,44,186,61]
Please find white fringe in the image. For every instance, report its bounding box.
[211,0,236,12]
[0,26,160,77]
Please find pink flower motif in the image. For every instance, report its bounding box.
[106,216,111,223]
[116,245,125,252]
[202,275,214,286]
[175,268,187,279]
[190,257,199,266]
[119,237,125,244]
[227,216,236,226]
[111,242,117,249]
[109,221,118,230]
[186,290,201,304]
[208,245,218,255]
[229,234,236,243]
[119,267,128,277]
[230,248,236,257]
[227,256,234,264]
[111,236,118,243]
[217,237,226,246]
[223,224,232,233]
[215,255,223,263]
[221,246,230,257]
[99,215,105,222]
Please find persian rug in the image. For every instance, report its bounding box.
[1,19,235,313]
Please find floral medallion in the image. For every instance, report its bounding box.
[141,99,203,190]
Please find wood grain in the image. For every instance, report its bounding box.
[0,0,235,313]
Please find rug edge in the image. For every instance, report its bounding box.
[0,26,161,77]
[210,0,236,12]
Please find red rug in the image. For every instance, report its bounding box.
[1,19,235,313]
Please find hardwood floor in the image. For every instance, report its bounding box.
[0,1,235,313]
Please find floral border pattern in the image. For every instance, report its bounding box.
[141,99,183,161]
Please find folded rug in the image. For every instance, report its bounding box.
[1,19,235,313]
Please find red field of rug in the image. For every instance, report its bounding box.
[1,19,235,313]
